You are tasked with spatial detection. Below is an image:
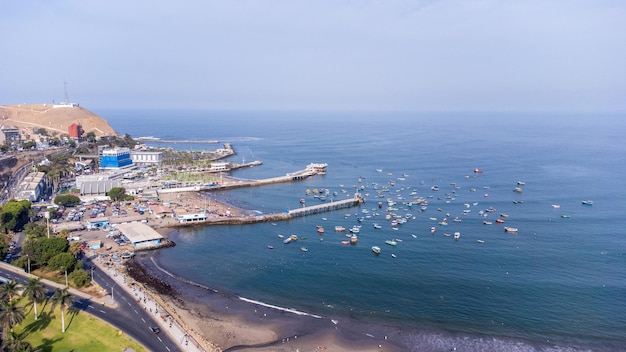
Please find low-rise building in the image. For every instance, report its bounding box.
[114,222,164,249]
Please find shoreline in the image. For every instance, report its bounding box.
[130,251,405,352]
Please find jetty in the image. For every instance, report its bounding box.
[289,194,363,217]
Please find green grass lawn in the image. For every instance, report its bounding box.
[14,299,146,352]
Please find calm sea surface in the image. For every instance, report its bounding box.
[97,109,626,351]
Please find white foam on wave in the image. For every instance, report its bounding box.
[238,296,322,319]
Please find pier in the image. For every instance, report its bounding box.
[289,194,364,217]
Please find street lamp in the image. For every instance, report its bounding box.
[63,267,68,287]
[90,266,94,281]
[26,254,30,274]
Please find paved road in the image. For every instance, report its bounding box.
[0,263,181,352]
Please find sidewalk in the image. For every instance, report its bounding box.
[90,256,208,352]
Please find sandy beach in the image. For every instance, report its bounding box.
[130,253,406,352]
[124,190,407,352]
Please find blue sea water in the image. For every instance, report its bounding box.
[97,109,626,351]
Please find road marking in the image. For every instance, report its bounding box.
[127,302,132,307]
[88,305,95,309]
[141,318,146,323]
[134,309,139,315]
[99,310,106,313]
[165,347,170,351]
[157,337,162,342]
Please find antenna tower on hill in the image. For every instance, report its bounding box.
[64,81,70,104]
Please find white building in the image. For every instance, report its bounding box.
[131,151,163,167]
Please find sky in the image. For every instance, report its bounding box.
[1,0,625,112]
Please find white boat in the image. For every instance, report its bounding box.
[385,240,397,246]
[430,227,436,234]
[373,224,382,229]
[551,204,561,209]
[267,245,274,249]
[349,226,361,234]
[477,239,485,244]
[350,234,358,245]
[504,227,518,233]
[391,254,397,258]
[372,246,381,254]
[300,247,308,252]
[283,238,292,244]
[411,234,417,238]
[335,226,346,232]
[483,221,492,225]
[582,200,593,205]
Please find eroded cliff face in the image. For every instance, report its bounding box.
[0,104,117,137]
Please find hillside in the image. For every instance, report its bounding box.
[0,104,117,138]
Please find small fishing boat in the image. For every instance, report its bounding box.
[474,168,484,174]
[300,247,308,252]
[335,226,346,232]
[341,240,350,245]
[483,221,493,225]
[477,239,485,244]
[504,227,518,233]
[283,238,292,244]
[513,187,523,193]
[552,204,561,209]
[372,246,381,254]
[517,181,526,186]
[385,240,397,246]
[267,245,274,249]
[495,219,504,224]
[500,213,509,218]
[290,234,298,241]
[411,234,417,238]
[373,223,382,229]
[391,254,397,258]
[582,200,594,205]
[430,227,436,234]
[454,232,461,240]
[317,226,325,234]
[350,234,358,245]
[561,214,571,218]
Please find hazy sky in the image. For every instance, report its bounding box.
[2,1,624,112]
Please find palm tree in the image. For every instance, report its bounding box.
[22,277,46,320]
[0,280,22,301]
[50,287,73,333]
[0,299,25,333]
[3,331,40,352]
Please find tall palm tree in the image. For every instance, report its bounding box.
[22,277,46,320]
[0,280,22,301]
[0,299,25,333]
[50,287,73,333]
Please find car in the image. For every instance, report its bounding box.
[150,326,161,334]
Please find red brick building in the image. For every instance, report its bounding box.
[68,123,84,140]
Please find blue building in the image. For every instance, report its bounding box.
[100,148,133,169]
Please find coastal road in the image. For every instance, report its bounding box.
[0,264,181,352]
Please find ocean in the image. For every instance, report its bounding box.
[97,109,626,351]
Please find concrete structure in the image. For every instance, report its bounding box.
[210,162,229,171]
[114,222,164,249]
[68,123,83,140]
[100,147,132,169]
[52,222,85,233]
[88,240,102,249]
[130,151,163,167]
[15,172,47,202]
[87,217,110,230]
[0,125,20,144]
[176,212,207,223]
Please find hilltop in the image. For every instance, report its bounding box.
[0,104,117,138]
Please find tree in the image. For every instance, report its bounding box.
[24,223,48,238]
[69,268,91,288]
[0,200,32,233]
[107,187,127,201]
[48,253,76,273]
[0,280,21,301]
[85,131,96,143]
[53,194,80,207]
[3,331,39,352]
[0,300,25,333]
[50,287,73,333]
[40,237,69,264]
[22,278,46,321]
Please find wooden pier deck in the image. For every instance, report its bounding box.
[289,195,363,217]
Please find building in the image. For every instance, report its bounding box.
[0,125,20,144]
[130,151,163,167]
[87,217,110,230]
[100,148,133,169]
[210,162,230,172]
[68,123,84,140]
[114,223,164,249]
[15,172,47,202]
[175,212,207,223]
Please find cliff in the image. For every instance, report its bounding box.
[0,104,117,138]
